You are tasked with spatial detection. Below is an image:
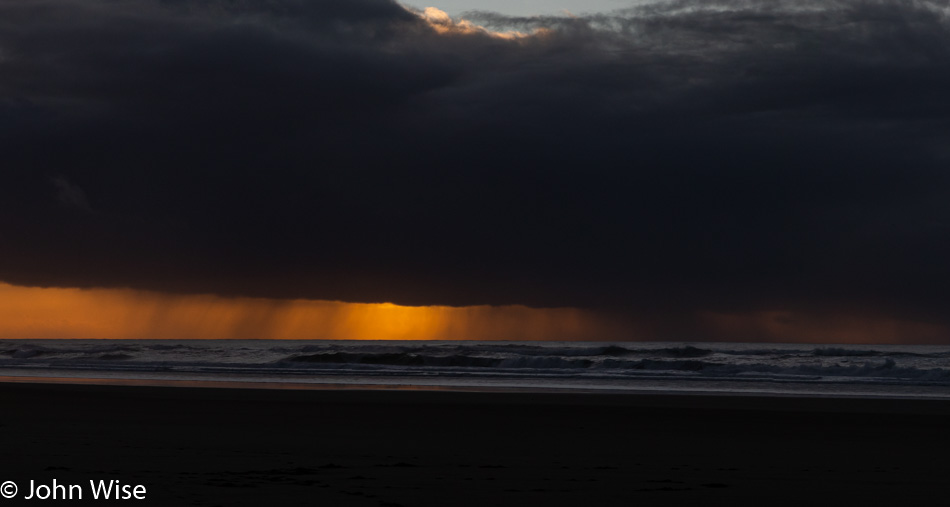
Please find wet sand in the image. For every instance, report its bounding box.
[1,381,949,506]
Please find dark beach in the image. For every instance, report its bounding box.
[2,381,949,506]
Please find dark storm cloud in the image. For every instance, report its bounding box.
[2,0,949,336]
[50,175,93,212]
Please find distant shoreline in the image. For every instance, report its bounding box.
[3,374,950,404]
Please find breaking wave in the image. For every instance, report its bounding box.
[2,340,950,387]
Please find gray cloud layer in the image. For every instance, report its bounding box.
[2,0,949,336]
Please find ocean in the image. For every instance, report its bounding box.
[3,339,950,398]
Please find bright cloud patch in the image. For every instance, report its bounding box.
[415,6,544,39]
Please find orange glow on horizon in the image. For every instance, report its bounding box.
[699,310,950,344]
[2,282,946,343]
[0,282,629,341]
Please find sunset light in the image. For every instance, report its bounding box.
[0,282,627,341]
[415,6,545,39]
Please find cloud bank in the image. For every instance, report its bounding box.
[2,0,949,341]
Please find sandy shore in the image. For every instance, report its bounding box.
[1,381,949,506]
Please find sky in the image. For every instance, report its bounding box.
[403,0,636,17]
[1,0,949,343]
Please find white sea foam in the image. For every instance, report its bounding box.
[3,340,950,397]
